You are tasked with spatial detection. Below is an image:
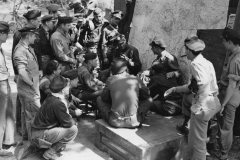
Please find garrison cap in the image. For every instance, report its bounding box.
[58,16,73,24]
[112,34,126,46]
[84,53,97,61]
[0,21,9,32]
[222,27,240,41]
[149,37,167,48]
[111,10,124,19]
[93,7,102,15]
[41,15,56,22]
[46,4,60,12]
[23,10,41,20]
[62,69,78,80]
[18,24,39,35]
[184,36,205,52]
[74,48,85,58]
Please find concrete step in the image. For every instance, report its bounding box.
[95,114,191,160]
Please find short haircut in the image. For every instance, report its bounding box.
[21,32,34,39]
[223,36,240,45]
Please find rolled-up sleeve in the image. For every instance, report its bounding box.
[13,49,28,70]
[229,60,240,80]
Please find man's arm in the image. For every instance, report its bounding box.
[51,39,77,64]
[55,101,75,128]
[101,79,111,102]
[82,71,98,92]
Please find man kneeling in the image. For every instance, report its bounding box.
[97,58,153,128]
[31,76,78,159]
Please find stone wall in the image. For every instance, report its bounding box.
[128,0,229,82]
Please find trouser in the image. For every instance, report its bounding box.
[16,95,22,128]
[188,97,221,160]
[18,75,40,140]
[182,93,192,117]
[31,125,78,149]
[217,103,239,159]
[97,97,153,128]
[0,80,15,149]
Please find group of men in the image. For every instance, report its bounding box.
[0,0,240,160]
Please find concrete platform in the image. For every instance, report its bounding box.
[95,114,191,160]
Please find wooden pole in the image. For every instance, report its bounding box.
[233,0,240,30]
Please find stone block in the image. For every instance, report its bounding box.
[95,114,191,160]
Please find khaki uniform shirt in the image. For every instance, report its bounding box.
[220,48,240,106]
[50,28,75,64]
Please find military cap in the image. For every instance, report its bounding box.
[184,36,205,52]
[85,41,97,48]
[93,7,102,15]
[46,4,60,12]
[111,10,124,19]
[0,21,9,32]
[84,53,97,61]
[74,48,85,58]
[46,60,59,75]
[18,24,39,35]
[62,69,78,80]
[58,16,73,24]
[74,13,84,21]
[112,34,126,45]
[50,75,69,93]
[41,15,56,22]
[149,37,167,48]
[111,57,128,75]
[222,27,240,41]
[23,10,41,20]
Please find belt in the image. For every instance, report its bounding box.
[113,112,136,121]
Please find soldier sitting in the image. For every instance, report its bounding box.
[97,57,153,128]
[72,53,104,101]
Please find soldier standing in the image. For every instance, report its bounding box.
[50,16,77,74]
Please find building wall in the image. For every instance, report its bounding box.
[128,0,229,82]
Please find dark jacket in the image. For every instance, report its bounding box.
[32,95,74,130]
[114,44,142,76]
[34,27,54,60]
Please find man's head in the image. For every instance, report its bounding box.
[62,69,78,88]
[46,4,61,19]
[93,8,103,23]
[50,75,71,96]
[151,61,164,75]
[74,48,85,63]
[58,16,73,32]
[0,21,9,44]
[84,53,99,68]
[184,35,205,60]
[45,60,62,76]
[111,57,128,75]
[19,24,39,45]
[222,27,240,51]
[85,41,97,53]
[41,15,57,31]
[23,10,41,28]
[149,37,167,55]
[110,10,124,26]
[74,13,84,27]
[113,34,127,50]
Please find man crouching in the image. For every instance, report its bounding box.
[29,76,78,160]
[97,58,153,128]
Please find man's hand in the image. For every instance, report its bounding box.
[164,87,176,97]
[39,70,43,78]
[104,58,108,64]
[219,104,225,116]
[166,71,175,79]
[75,109,83,117]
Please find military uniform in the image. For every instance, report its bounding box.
[0,22,15,153]
[50,17,77,73]
[217,29,240,159]
[13,39,40,140]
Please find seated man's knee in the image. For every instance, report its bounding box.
[67,125,78,135]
